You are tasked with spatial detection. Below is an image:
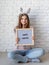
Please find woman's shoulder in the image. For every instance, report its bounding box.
[30,26,34,31]
[30,26,34,28]
[14,26,19,32]
[15,26,19,29]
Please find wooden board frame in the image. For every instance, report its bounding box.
[16,28,34,45]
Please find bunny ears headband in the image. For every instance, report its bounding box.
[20,7,31,14]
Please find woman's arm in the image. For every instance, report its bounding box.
[14,26,18,33]
[14,26,20,45]
[30,26,35,40]
[32,36,35,40]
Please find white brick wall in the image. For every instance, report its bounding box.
[0,0,49,52]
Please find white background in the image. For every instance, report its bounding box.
[0,0,49,52]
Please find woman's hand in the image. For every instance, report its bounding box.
[15,38,20,45]
[32,36,35,40]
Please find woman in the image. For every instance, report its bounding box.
[8,13,45,63]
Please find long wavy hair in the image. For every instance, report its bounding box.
[17,13,30,28]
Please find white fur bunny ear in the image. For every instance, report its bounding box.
[20,7,23,13]
[20,7,31,14]
[27,8,31,14]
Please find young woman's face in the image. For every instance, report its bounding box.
[20,15,28,25]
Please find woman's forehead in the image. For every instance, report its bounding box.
[21,15,27,18]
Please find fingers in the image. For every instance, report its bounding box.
[16,38,20,43]
[32,36,35,40]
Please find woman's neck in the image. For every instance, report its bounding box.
[22,24,26,28]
